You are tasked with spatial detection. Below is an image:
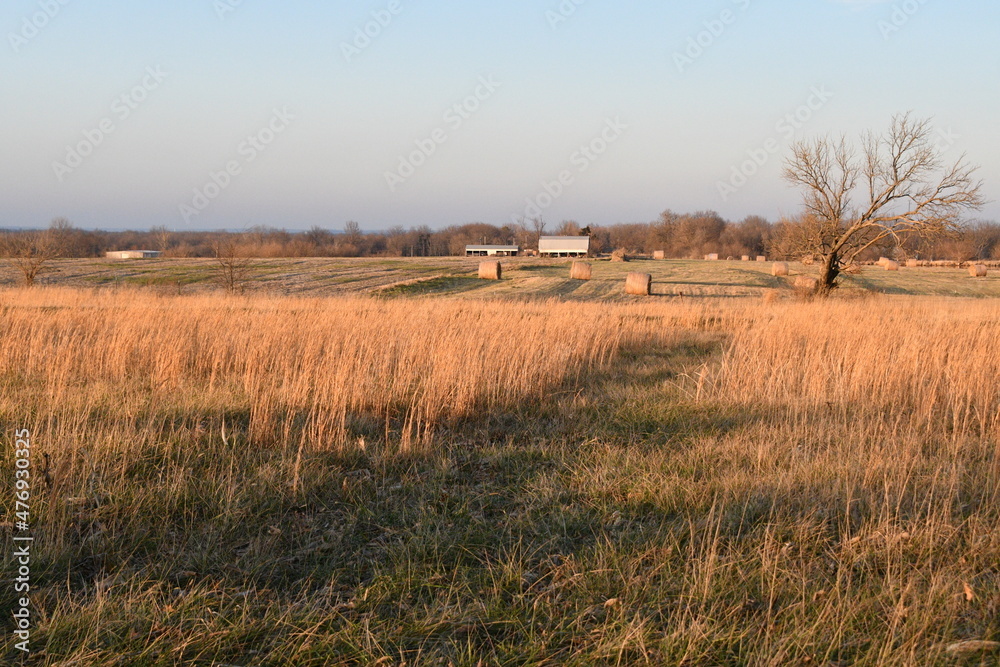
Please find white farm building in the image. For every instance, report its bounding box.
[106,250,162,259]
[465,245,520,257]
[538,236,590,258]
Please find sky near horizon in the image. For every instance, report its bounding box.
[2,0,998,232]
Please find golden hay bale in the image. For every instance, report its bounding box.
[884,260,900,271]
[610,248,629,262]
[625,272,651,296]
[741,255,750,262]
[478,261,502,280]
[970,264,988,278]
[772,262,789,277]
[570,261,592,280]
[906,259,919,268]
[794,276,819,292]
[653,250,666,260]
[704,253,719,261]
[756,256,766,262]
[878,257,890,266]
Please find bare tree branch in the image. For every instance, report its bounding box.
[778,113,984,292]
[0,219,70,286]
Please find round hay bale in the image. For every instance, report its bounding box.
[653,250,666,260]
[625,272,651,296]
[906,259,919,268]
[610,248,629,262]
[478,260,502,280]
[884,260,899,271]
[772,262,789,277]
[570,261,592,280]
[970,264,988,278]
[794,276,819,292]
[756,256,767,262]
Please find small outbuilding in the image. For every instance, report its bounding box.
[465,245,519,257]
[105,250,162,259]
[538,236,590,258]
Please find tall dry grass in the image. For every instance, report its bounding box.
[705,298,1000,435]
[3,287,1000,664]
[0,288,688,452]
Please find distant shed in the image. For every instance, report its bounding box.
[465,245,519,257]
[106,250,162,259]
[538,236,590,258]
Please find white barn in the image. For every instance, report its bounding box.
[106,250,162,259]
[538,236,590,258]
[465,245,519,257]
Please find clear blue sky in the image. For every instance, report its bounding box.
[3,0,998,231]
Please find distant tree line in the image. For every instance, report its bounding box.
[3,215,1000,270]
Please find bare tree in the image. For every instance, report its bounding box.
[1,218,70,286]
[212,234,254,293]
[531,217,546,248]
[783,113,984,292]
[344,220,362,245]
[556,220,581,236]
[150,225,173,254]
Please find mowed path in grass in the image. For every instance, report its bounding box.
[5,256,1000,299]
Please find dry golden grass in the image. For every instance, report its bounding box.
[707,298,1000,435]
[0,288,667,454]
[2,287,999,665]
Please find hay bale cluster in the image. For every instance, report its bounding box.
[478,261,502,280]
[625,272,651,296]
[570,261,592,281]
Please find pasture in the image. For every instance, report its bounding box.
[1,257,999,665]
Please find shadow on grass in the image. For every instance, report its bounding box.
[6,334,844,665]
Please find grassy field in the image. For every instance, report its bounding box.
[8,255,1000,299]
[2,259,1000,665]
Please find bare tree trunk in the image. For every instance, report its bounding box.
[818,252,839,293]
